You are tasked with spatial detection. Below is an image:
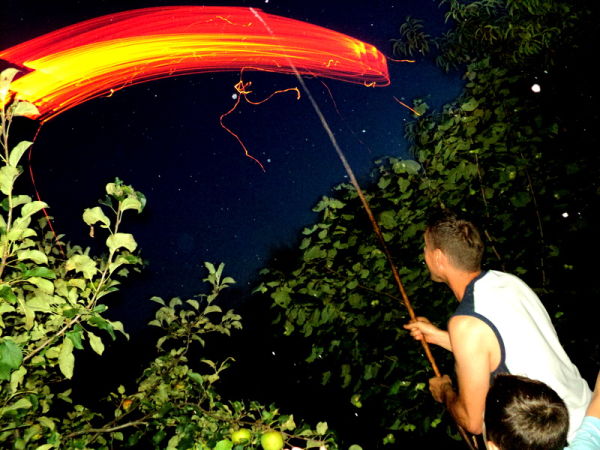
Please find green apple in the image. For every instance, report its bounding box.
[231,428,252,444]
[260,431,284,450]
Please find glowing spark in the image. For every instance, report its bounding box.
[219,71,300,170]
[531,83,541,93]
[0,6,390,122]
[387,57,416,63]
[393,96,421,116]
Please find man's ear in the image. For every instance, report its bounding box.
[433,247,446,267]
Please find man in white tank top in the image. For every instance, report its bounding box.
[404,212,591,440]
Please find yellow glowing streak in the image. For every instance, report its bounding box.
[2,7,389,120]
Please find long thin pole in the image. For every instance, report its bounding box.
[249,8,475,449]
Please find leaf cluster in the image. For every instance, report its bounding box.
[100,264,339,449]
[0,70,345,449]
[258,0,599,445]
[393,0,590,72]
[1,70,146,447]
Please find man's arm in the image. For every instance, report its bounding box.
[587,372,600,418]
[403,316,452,351]
[430,315,495,435]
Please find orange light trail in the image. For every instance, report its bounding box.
[393,96,421,116]
[219,73,301,171]
[0,6,390,122]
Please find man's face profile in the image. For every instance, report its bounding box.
[423,232,443,283]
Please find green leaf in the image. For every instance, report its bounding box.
[0,67,20,87]
[11,101,40,118]
[461,97,479,111]
[152,430,167,445]
[378,210,397,229]
[403,160,421,174]
[203,304,222,314]
[21,200,48,219]
[27,276,55,295]
[0,68,19,107]
[88,315,116,340]
[272,288,292,307]
[299,237,311,250]
[280,414,296,431]
[66,329,84,350]
[186,299,200,310]
[26,292,63,312]
[8,194,32,208]
[121,196,143,212]
[65,254,98,279]
[9,365,26,394]
[304,245,325,261]
[9,141,33,167]
[188,372,203,385]
[316,422,328,435]
[150,296,166,306]
[108,320,129,339]
[0,285,18,304]
[22,266,56,279]
[87,330,105,355]
[18,297,35,330]
[378,177,391,189]
[35,445,56,450]
[214,440,233,450]
[0,398,32,417]
[510,191,530,207]
[17,249,48,265]
[0,166,20,195]
[0,339,23,381]
[58,338,75,379]
[106,233,137,253]
[82,206,110,228]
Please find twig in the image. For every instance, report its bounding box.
[64,419,149,439]
[474,154,504,270]
[520,156,546,286]
[250,9,475,448]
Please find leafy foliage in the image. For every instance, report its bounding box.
[62,262,337,449]
[0,70,341,449]
[391,17,430,57]
[403,0,590,72]
[1,68,144,447]
[257,0,599,445]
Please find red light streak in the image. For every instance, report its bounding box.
[0,6,390,122]
[393,96,421,116]
[219,72,301,170]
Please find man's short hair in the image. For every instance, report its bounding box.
[485,374,569,450]
[425,211,484,272]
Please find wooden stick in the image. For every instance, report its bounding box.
[250,9,476,448]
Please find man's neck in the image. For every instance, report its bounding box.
[448,270,482,301]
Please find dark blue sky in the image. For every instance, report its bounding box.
[1,0,462,329]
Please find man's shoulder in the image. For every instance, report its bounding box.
[448,314,492,337]
[448,315,497,357]
[478,269,521,284]
[474,270,534,295]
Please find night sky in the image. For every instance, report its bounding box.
[1,1,463,433]
[0,1,462,445]
[1,1,461,325]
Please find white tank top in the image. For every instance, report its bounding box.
[453,270,592,440]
